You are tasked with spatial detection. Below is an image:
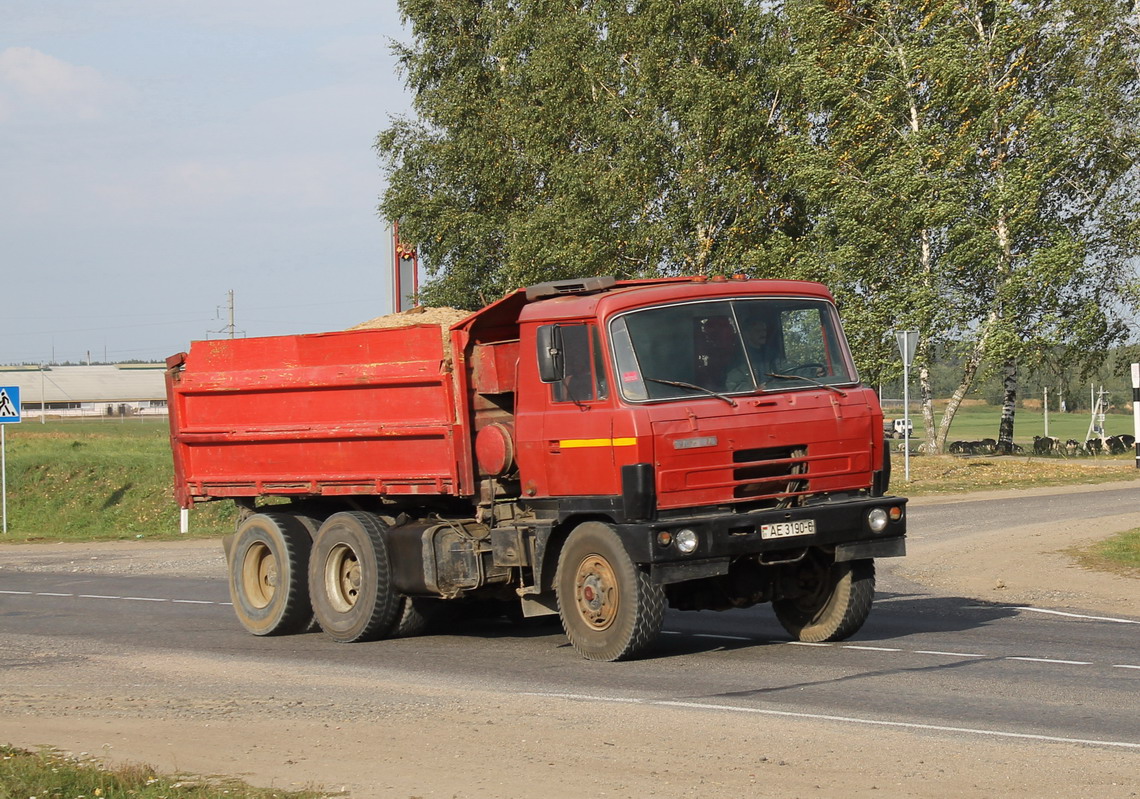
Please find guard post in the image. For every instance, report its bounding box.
[1132,363,1139,469]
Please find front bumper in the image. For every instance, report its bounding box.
[612,494,907,582]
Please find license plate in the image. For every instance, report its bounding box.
[760,519,816,539]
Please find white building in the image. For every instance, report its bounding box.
[0,364,167,418]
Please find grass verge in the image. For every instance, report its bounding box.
[0,745,325,799]
[898,453,1140,496]
[1067,528,1140,578]
[1,420,233,542]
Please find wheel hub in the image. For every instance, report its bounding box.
[574,555,619,631]
[241,541,276,609]
[324,543,362,613]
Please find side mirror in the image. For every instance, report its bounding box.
[537,325,564,383]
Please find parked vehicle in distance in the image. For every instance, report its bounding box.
[884,418,913,439]
[166,275,906,660]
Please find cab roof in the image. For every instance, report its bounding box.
[453,276,837,343]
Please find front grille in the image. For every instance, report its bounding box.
[732,445,808,501]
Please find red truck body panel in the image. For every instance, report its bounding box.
[167,324,472,507]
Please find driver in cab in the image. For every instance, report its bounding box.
[725,314,781,392]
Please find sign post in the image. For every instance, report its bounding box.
[894,330,919,482]
[0,386,22,534]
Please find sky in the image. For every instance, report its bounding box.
[1,1,414,365]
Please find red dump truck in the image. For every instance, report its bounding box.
[167,275,906,661]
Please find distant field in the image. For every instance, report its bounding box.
[884,402,1136,446]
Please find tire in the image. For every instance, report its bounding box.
[228,513,314,636]
[309,511,402,643]
[773,558,875,643]
[392,597,442,637]
[556,521,665,662]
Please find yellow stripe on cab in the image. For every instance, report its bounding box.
[558,437,638,449]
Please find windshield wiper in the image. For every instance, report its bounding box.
[644,377,738,407]
[766,372,848,397]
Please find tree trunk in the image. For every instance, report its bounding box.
[934,315,995,452]
[919,359,937,454]
[996,357,1018,454]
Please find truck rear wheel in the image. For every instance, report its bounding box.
[556,522,665,662]
[773,558,875,643]
[228,513,314,636]
[309,511,401,643]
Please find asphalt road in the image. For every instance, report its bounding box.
[1,487,1138,753]
[905,484,1140,542]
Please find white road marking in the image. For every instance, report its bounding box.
[843,645,901,652]
[525,691,1140,750]
[1007,657,1092,666]
[1015,607,1140,625]
[914,650,985,658]
[1,589,228,606]
[1112,664,1140,671]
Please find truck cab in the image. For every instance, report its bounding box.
[461,276,904,659]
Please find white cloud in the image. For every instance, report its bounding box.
[0,46,132,121]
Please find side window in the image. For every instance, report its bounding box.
[547,324,608,403]
[781,308,830,372]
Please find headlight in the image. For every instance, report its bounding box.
[675,528,699,554]
[867,508,889,533]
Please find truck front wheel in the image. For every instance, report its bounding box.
[228,513,314,636]
[773,557,875,643]
[556,522,665,662]
[309,511,401,643]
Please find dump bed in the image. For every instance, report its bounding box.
[166,324,469,508]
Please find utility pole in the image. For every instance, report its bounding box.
[225,290,236,338]
[210,291,242,340]
[1043,386,1049,438]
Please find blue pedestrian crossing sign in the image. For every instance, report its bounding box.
[0,386,21,423]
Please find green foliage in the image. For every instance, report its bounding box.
[379,0,1140,444]
[381,0,795,307]
[2,421,233,542]
[779,0,1140,450]
[0,745,322,799]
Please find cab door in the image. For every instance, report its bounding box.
[538,323,622,498]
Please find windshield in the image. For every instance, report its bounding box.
[609,298,857,402]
